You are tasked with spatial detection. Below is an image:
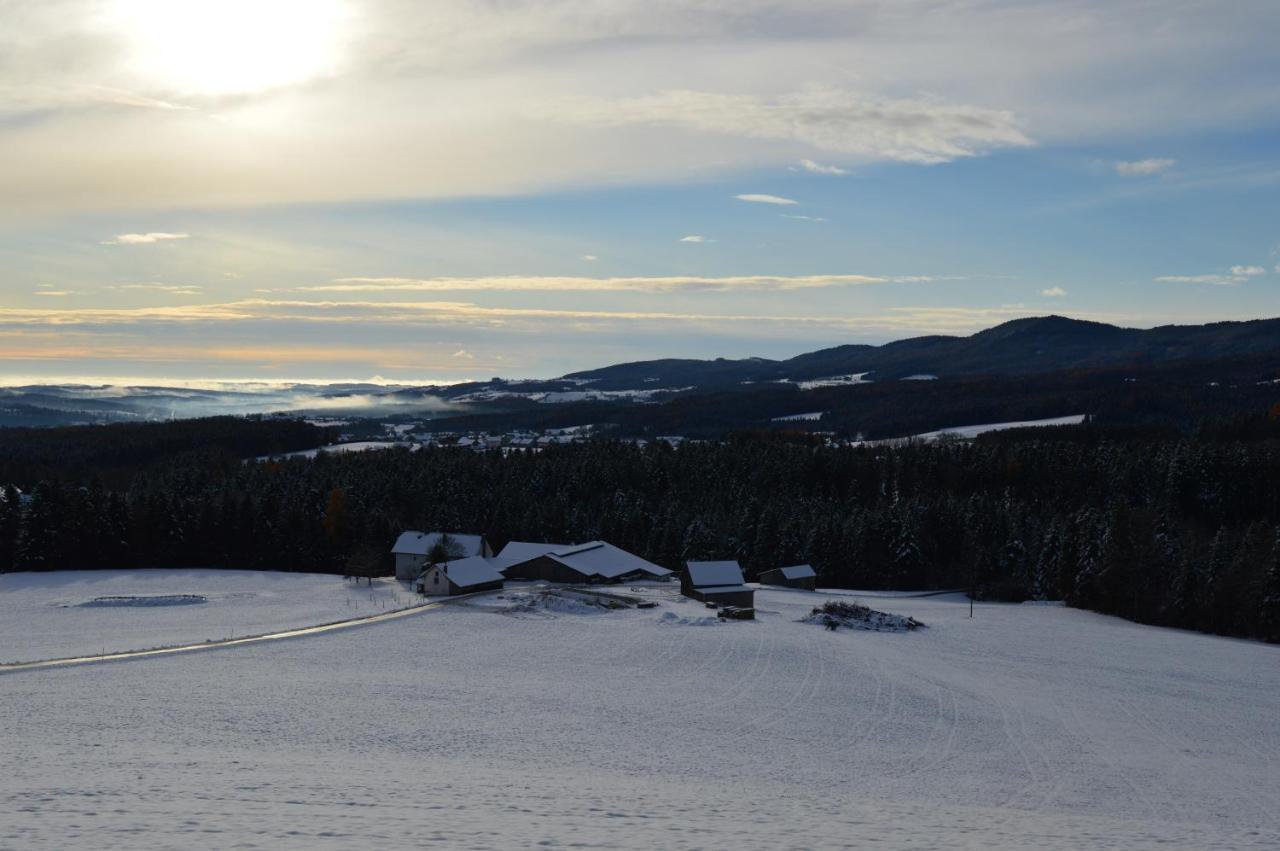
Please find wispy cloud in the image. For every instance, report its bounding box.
[100,233,190,246]
[561,88,1032,165]
[797,158,848,176]
[678,235,709,243]
[32,290,72,297]
[781,214,827,223]
[1041,287,1067,297]
[108,283,204,295]
[580,254,598,262]
[1156,264,1266,286]
[735,194,798,206]
[1115,158,1175,177]
[297,274,938,293]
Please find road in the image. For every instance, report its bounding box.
[0,595,462,674]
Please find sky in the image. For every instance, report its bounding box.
[1,0,1279,384]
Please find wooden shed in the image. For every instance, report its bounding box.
[415,556,505,596]
[682,560,755,608]
[758,564,818,590]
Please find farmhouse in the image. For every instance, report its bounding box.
[500,540,673,584]
[758,564,818,590]
[391,531,493,580]
[416,556,505,596]
[682,560,755,608]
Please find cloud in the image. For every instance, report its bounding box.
[109,283,204,294]
[797,158,849,176]
[735,194,798,206]
[580,254,598,261]
[1230,265,1266,277]
[781,214,826,223]
[560,88,1032,165]
[1156,265,1266,286]
[2,2,1276,216]
[451,349,475,360]
[33,290,72,297]
[100,232,190,245]
[297,274,938,293]
[1115,158,1175,177]
[678,235,709,243]
[1041,287,1067,297]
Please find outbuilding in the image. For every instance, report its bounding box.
[682,560,755,608]
[758,564,818,590]
[415,556,505,596]
[500,540,673,584]
[392,531,493,580]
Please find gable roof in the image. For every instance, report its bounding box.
[778,564,817,580]
[391,531,484,557]
[492,540,569,570]
[686,560,744,588]
[434,556,505,588]
[548,541,672,580]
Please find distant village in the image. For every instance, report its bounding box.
[391,530,818,620]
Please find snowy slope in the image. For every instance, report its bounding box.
[1,581,1277,849]
[0,569,416,663]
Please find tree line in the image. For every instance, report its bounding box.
[1,416,1279,642]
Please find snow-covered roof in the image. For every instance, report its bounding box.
[391,531,485,557]
[492,540,570,570]
[549,541,672,580]
[779,564,817,580]
[436,556,504,588]
[686,560,744,588]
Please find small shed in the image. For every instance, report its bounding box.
[758,564,818,590]
[416,556,505,596]
[391,531,493,580]
[682,560,755,608]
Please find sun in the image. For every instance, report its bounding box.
[112,0,350,96]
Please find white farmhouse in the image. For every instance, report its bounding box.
[391,531,492,581]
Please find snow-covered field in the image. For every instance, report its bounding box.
[910,414,1087,441]
[2,578,1278,849]
[0,570,415,663]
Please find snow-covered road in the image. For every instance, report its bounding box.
[1,582,1277,849]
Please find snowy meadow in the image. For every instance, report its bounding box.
[2,576,1277,849]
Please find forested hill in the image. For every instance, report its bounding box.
[2,413,1280,643]
[565,316,1280,387]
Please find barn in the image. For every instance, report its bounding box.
[500,540,673,584]
[391,531,493,580]
[415,556,505,596]
[682,560,755,608]
[758,564,818,590]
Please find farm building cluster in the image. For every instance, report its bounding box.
[391,530,817,614]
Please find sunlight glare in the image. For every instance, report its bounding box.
[113,0,349,96]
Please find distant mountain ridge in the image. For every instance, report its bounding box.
[563,316,1280,389]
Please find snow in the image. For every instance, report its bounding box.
[2,579,1279,849]
[771,411,824,422]
[793,372,871,390]
[779,564,817,580]
[391,530,485,557]
[0,569,416,663]
[686,560,745,587]
[911,414,1087,441]
[253,440,411,461]
[546,541,672,580]
[433,556,504,588]
[491,540,569,570]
